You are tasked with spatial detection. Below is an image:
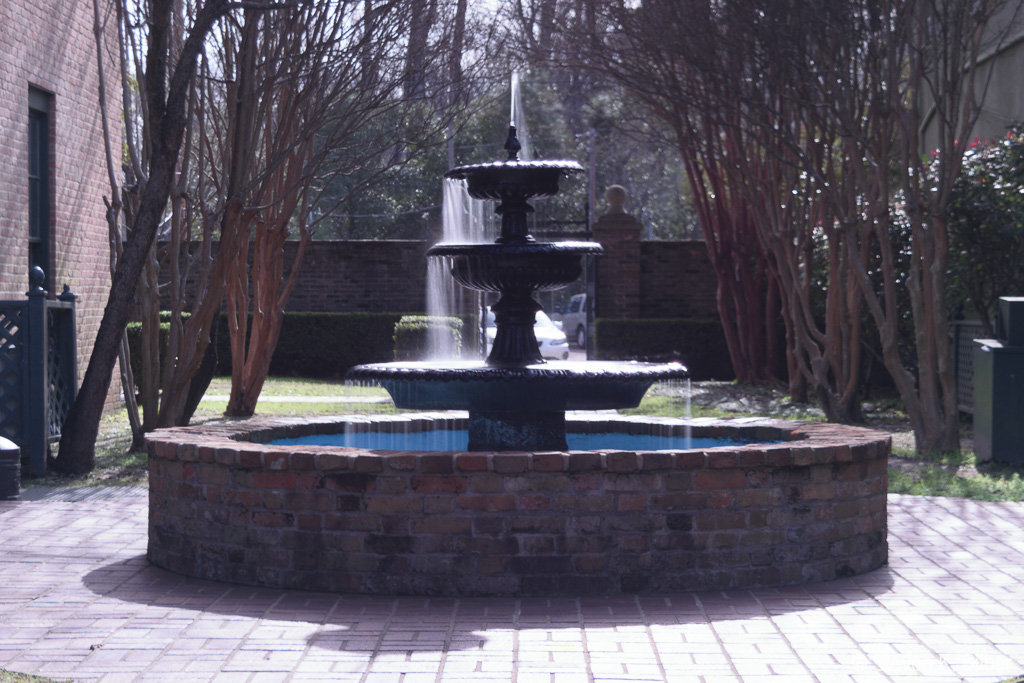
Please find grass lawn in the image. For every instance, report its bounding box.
[195,377,395,418]
[28,377,391,489]
[24,377,1024,502]
[888,459,1024,501]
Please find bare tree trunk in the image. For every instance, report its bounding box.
[449,0,467,106]
[92,0,143,450]
[404,0,438,100]
[55,0,234,474]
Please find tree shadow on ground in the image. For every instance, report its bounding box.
[81,554,896,654]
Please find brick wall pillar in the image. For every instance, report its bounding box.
[593,186,642,318]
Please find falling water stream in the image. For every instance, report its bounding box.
[424,179,488,357]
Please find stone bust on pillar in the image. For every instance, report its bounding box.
[592,185,642,319]
[604,185,628,214]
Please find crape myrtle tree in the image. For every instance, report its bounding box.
[561,0,783,387]
[723,2,884,422]
[201,1,469,419]
[581,0,1020,452]
[59,0,471,472]
[828,0,1019,453]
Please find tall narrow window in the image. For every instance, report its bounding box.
[28,88,51,292]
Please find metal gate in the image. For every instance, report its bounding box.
[0,267,77,476]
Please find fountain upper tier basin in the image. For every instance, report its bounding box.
[444,159,583,203]
[346,360,688,412]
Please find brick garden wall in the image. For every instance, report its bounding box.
[161,240,430,314]
[640,242,719,319]
[0,0,119,393]
[147,415,890,596]
[176,239,717,319]
[279,240,430,313]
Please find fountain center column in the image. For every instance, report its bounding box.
[468,410,568,451]
[488,290,543,366]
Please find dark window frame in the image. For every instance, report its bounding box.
[28,88,52,293]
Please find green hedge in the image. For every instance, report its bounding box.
[126,310,490,382]
[125,313,191,386]
[128,314,731,382]
[593,317,734,381]
[217,312,410,377]
[393,315,463,361]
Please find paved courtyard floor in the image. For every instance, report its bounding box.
[0,491,1022,682]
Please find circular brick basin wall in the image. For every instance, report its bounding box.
[146,415,890,596]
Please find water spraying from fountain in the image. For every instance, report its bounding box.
[511,71,532,161]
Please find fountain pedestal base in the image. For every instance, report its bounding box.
[468,410,567,451]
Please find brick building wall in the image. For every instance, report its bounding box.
[0,0,119,384]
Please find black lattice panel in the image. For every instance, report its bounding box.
[47,308,74,440]
[0,306,25,442]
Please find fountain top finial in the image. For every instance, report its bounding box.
[504,124,521,161]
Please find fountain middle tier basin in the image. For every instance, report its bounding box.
[427,241,604,292]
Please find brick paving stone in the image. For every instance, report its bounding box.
[3,493,1024,680]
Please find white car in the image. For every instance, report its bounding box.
[559,293,588,348]
[485,308,570,361]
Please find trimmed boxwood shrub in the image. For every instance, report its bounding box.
[125,312,191,387]
[457,312,482,357]
[393,315,463,360]
[593,317,734,381]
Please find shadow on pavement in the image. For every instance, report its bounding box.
[81,552,896,653]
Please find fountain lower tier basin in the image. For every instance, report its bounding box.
[346,360,689,451]
[146,414,890,596]
[345,361,688,412]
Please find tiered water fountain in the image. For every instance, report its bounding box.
[346,124,687,450]
[145,116,890,597]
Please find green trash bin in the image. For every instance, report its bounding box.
[0,436,21,501]
[973,297,1024,466]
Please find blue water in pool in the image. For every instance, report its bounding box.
[272,430,759,451]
